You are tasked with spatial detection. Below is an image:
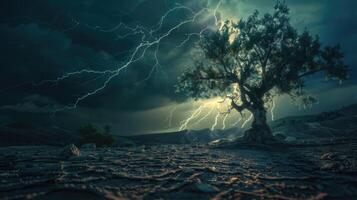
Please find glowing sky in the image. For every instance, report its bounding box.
[0,0,356,135]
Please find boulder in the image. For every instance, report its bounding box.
[320,153,336,160]
[60,144,80,158]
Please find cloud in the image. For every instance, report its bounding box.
[0,0,213,112]
[0,94,61,113]
[0,0,356,134]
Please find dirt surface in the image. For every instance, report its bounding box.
[1,143,357,200]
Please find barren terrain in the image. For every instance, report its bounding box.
[1,142,357,200]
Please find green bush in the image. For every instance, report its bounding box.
[78,124,115,147]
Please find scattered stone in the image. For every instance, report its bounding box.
[320,153,336,160]
[81,143,96,150]
[285,136,297,142]
[61,144,80,158]
[320,162,339,170]
[1,142,357,200]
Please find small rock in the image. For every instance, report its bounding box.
[320,153,336,160]
[81,143,96,150]
[190,183,220,193]
[320,162,338,170]
[61,144,80,158]
[285,136,296,142]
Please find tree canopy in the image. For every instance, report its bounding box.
[176,2,348,142]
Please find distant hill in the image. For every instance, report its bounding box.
[269,103,357,142]
[121,104,357,145]
[0,122,78,147]
[1,104,356,147]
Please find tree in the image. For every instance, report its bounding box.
[78,124,115,147]
[176,2,348,143]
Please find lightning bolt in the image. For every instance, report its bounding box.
[33,2,221,114]
[222,113,229,130]
[150,5,195,34]
[34,69,115,86]
[232,113,242,126]
[193,106,215,127]
[179,104,205,131]
[165,105,178,128]
[210,112,220,131]
[19,0,233,134]
[175,0,222,48]
[270,98,276,121]
[241,113,253,128]
[213,0,223,25]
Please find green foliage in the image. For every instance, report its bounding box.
[78,124,115,147]
[177,1,348,112]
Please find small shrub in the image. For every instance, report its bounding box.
[78,124,115,147]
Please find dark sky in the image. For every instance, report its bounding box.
[0,0,356,135]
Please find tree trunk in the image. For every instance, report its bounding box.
[243,106,276,143]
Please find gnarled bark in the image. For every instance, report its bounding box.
[242,106,276,144]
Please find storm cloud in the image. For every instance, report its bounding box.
[0,0,356,134]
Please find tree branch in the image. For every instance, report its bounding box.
[262,45,272,76]
[298,67,326,78]
[253,46,265,68]
[231,100,246,113]
[195,74,237,82]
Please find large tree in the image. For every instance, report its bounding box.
[176,2,348,143]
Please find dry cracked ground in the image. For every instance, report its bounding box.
[1,142,357,200]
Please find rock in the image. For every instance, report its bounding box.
[320,153,336,160]
[208,138,235,147]
[320,162,338,170]
[189,183,220,193]
[81,143,96,150]
[285,136,296,142]
[61,144,80,158]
